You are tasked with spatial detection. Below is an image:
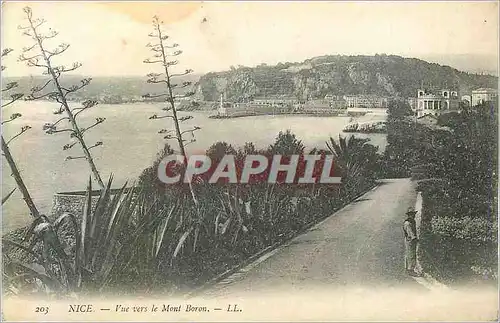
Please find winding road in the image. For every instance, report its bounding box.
[203,179,421,296]
[193,179,497,321]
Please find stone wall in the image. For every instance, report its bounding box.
[49,188,134,221]
[50,191,99,221]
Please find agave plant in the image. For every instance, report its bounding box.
[215,186,249,246]
[243,184,294,245]
[126,188,181,290]
[2,175,173,296]
[3,237,64,296]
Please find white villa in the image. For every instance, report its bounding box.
[415,89,460,118]
[471,88,498,106]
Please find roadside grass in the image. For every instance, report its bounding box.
[419,191,497,285]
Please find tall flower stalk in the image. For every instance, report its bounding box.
[143,15,200,204]
[18,6,105,188]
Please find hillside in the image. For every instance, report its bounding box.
[3,55,497,104]
[194,54,498,102]
[2,74,201,104]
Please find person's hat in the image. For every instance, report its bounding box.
[406,206,417,215]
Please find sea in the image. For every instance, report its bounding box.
[1,100,387,231]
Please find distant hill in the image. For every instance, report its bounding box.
[418,54,498,77]
[193,54,498,102]
[2,74,201,104]
[3,55,497,104]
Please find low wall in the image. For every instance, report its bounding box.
[50,192,99,221]
[49,188,134,221]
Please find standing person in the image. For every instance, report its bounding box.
[403,206,421,277]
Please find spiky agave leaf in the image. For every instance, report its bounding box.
[2,238,41,261]
[8,260,64,292]
[53,212,81,289]
[171,228,192,266]
[214,212,221,235]
[79,177,92,270]
[90,178,126,267]
[88,175,114,251]
[192,224,200,253]
[96,184,136,286]
[2,188,16,205]
[154,204,177,258]
[102,181,130,246]
[98,195,174,289]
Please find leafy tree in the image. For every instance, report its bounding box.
[138,143,176,196]
[268,130,305,155]
[382,100,420,177]
[206,142,237,161]
[242,142,257,155]
[434,102,497,217]
[387,99,413,120]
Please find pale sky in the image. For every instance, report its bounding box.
[1,1,499,76]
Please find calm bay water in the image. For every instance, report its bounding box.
[2,101,386,231]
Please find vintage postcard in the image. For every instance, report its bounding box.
[1,1,498,321]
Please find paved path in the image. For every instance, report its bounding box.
[193,179,498,321]
[202,178,425,297]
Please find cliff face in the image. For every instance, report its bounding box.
[195,55,498,102]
